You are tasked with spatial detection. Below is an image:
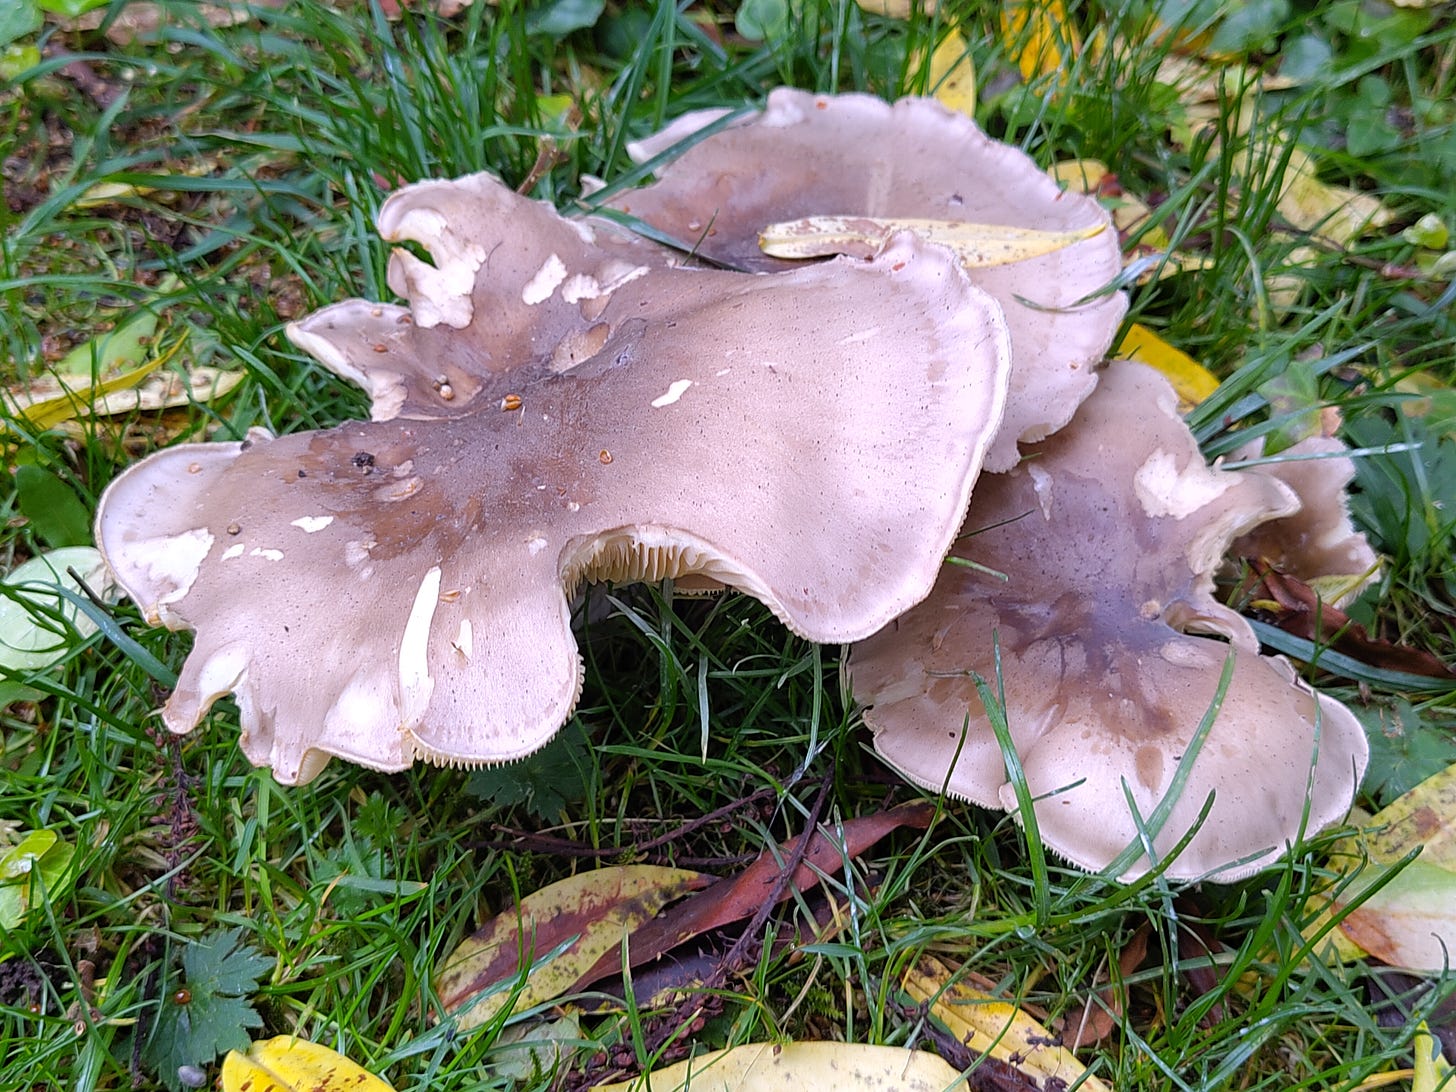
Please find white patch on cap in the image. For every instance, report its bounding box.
[291,515,334,533]
[399,566,441,723]
[1134,449,1232,519]
[837,326,882,346]
[249,548,285,562]
[651,379,693,408]
[1027,464,1055,521]
[522,253,568,305]
[526,534,549,556]
[221,544,245,561]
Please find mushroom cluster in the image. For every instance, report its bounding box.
[97,89,1370,881]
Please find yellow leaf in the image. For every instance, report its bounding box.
[927,28,976,119]
[903,956,1114,1092]
[1115,323,1220,409]
[593,1042,961,1092]
[1236,138,1393,247]
[221,1037,395,1092]
[2,322,186,432]
[1360,761,1456,872]
[1326,762,1456,971]
[1414,1022,1452,1092]
[434,864,708,1030]
[758,216,1104,266]
[1000,0,1081,86]
[1048,158,1109,194]
[854,0,938,16]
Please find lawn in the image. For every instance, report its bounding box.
[3,1,1456,1089]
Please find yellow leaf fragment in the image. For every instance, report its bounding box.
[927,28,976,119]
[1048,158,1109,194]
[3,323,189,433]
[904,956,1114,1092]
[1000,0,1081,85]
[1115,323,1220,409]
[1326,762,1456,971]
[1360,761,1456,871]
[221,1037,395,1092]
[1237,138,1394,247]
[1414,1022,1453,1092]
[853,0,938,17]
[759,216,1104,267]
[434,864,707,1030]
[593,1042,961,1092]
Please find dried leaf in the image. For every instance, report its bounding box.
[2,318,185,432]
[221,1037,395,1092]
[1241,565,1456,681]
[1057,926,1149,1051]
[434,864,709,1029]
[926,28,976,119]
[573,803,935,990]
[1000,0,1081,86]
[758,216,1104,266]
[1330,763,1456,970]
[904,955,1114,1092]
[1114,323,1220,410]
[593,1042,961,1092]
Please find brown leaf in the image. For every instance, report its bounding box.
[571,802,935,990]
[1057,924,1149,1050]
[1245,563,1456,680]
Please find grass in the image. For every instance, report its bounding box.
[3,0,1456,1088]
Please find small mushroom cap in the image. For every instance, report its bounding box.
[97,176,1011,784]
[849,362,1369,882]
[1231,434,1380,601]
[607,89,1127,471]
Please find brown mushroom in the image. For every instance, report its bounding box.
[603,89,1127,471]
[849,362,1369,881]
[96,173,1011,784]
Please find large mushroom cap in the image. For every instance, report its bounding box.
[849,362,1369,882]
[97,174,1011,784]
[605,89,1127,471]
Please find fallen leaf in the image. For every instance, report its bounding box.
[1241,564,1456,681]
[1000,0,1081,87]
[904,955,1114,1092]
[1415,1021,1453,1092]
[221,1036,395,1092]
[758,216,1104,266]
[0,827,77,930]
[2,316,183,432]
[1238,137,1394,247]
[593,1042,961,1092]
[1,547,117,672]
[434,864,710,1029]
[1114,323,1220,409]
[572,803,935,990]
[1329,763,1456,970]
[1057,926,1149,1051]
[853,0,939,16]
[926,28,976,119]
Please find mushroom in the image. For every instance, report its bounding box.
[96,172,1012,784]
[603,89,1127,471]
[848,361,1369,881]
[1231,434,1380,603]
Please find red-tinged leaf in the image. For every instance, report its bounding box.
[1245,564,1456,680]
[572,802,935,990]
[434,864,710,1029]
